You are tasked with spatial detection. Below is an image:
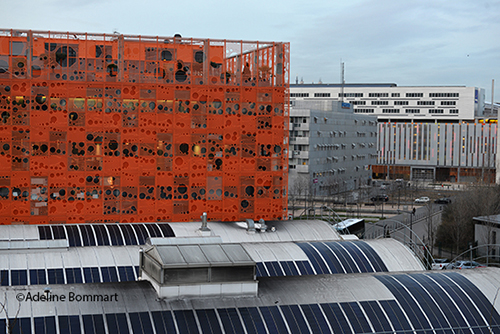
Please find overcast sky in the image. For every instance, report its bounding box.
[2,0,499,101]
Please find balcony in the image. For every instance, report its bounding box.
[296,164,309,173]
[289,137,309,145]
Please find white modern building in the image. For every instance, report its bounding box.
[291,84,498,183]
[291,83,485,122]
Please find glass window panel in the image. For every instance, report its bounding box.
[38,226,52,240]
[120,224,138,245]
[66,226,82,247]
[158,223,175,237]
[66,268,83,284]
[10,317,31,334]
[339,242,370,272]
[296,261,314,275]
[1,270,8,286]
[11,270,27,286]
[51,225,67,239]
[218,308,245,334]
[144,223,162,237]
[118,266,136,282]
[93,225,110,246]
[79,225,96,246]
[255,263,266,277]
[106,224,124,246]
[270,262,284,277]
[264,262,277,277]
[174,310,200,334]
[301,304,330,334]
[285,261,299,276]
[106,314,129,334]
[82,315,105,334]
[376,275,427,331]
[83,267,100,283]
[320,303,351,334]
[354,241,388,272]
[131,224,149,244]
[196,309,223,334]
[30,269,47,285]
[379,300,412,332]
[259,306,288,333]
[57,315,81,334]
[296,243,327,274]
[238,307,266,334]
[48,268,64,284]
[324,242,357,273]
[151,311,176,334]
[313,242,343,274]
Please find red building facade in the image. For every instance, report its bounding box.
[0,30,290,224]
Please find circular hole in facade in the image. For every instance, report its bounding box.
[245,186,254,196]
[109,141,119,150]
[161,50,172,61]
[175,70,187,82]
[35,94,46,104]
[179,143,189,154]
[194,51,204,63]
[178,185,187,194]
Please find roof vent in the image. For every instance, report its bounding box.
[140,243,257,299]
[199,212,210,231]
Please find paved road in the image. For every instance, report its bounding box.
[364,204,443,246]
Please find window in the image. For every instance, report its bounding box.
[429,109,444,114]
[338,93,363,97]
[406,93,423,97]
[371,101,389,105]
[449,109,459,114]
[314,93,330,97]
[440,101,456,105]
[350,101,366,105]
[382,109,400,113]
[417,101,435,105]
[391,93,400,97]
[406,109,420,114]
[354,108,374,113]
[394,101,408,105]
[429,92,459,97]
[290,93,309,97]
[368,93,389,97]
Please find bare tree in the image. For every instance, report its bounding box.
[288,174,310,218]
[0,292,22,334]
[423,203,437,255]
[436,184,500,258]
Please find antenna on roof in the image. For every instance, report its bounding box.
[340,59,345,103]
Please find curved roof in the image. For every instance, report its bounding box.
[2,269,500,333]
[170,219,342,243]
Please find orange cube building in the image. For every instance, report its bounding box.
[0,29,290,224]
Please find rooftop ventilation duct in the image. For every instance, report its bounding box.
[140,243,257,299]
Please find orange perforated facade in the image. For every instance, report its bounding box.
[0,29,290,224]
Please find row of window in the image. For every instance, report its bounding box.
[429,92,460,97]
[0,266,138,286]
[355,108,459,114]
[291,92,461,98]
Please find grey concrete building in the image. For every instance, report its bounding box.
[288,100,378,197]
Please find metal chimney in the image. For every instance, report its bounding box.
[200,212,210,231]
